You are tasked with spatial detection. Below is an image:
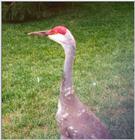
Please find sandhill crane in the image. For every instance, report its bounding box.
[28,26,112,139]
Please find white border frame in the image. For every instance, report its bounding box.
[0,1,134,140]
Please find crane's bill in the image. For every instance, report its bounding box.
[28,30,49,36]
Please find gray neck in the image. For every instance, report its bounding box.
[61,45,76,91]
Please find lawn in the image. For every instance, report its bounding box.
[2,3,134,139]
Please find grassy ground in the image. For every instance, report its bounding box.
[2,3,134,139]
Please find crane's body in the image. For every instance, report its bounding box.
[57,88,111,139]
[28,26,112,139]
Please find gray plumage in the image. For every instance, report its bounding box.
[28,26,112,139]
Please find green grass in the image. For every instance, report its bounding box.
[2,3,134,139]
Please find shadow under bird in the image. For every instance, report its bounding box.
[28,26,112,139]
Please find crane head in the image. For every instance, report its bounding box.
[28,26,76,47]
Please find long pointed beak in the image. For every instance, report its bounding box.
[28,30,49,36]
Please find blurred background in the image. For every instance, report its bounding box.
[2,2,134,139]
[2,2,84,23]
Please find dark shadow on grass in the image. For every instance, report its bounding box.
[103,99,134,139]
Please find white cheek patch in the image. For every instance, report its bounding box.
[48,34,65,45]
